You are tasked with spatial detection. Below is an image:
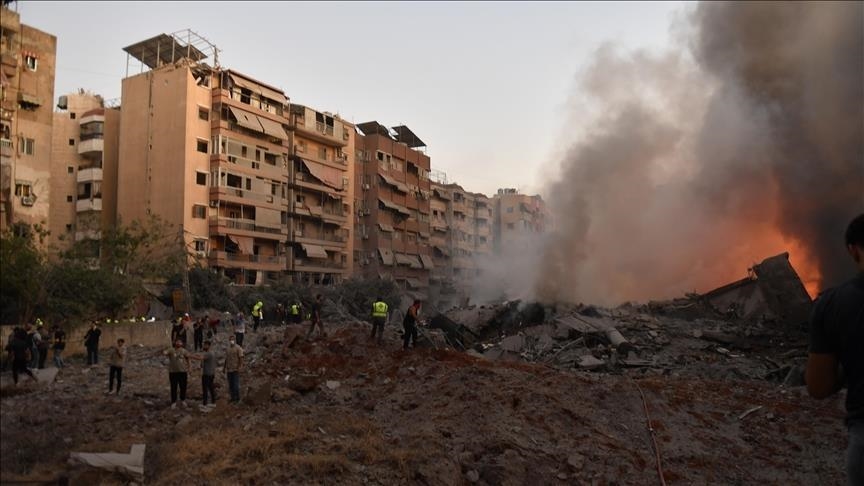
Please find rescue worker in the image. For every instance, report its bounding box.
[289,302,303,325]
[370,297,389,345]
[251,300,264,332]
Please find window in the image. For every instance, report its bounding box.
[245,178,251,190]
[70,113,76,120]
[24,54,37,71]
[198,107,209,121]
[255,149,261,162]
[377,151,384,161]
[319,146,328,161]
[192,205,206,219]
[66,195,73,202]
[194,240,207,252]
[67,166,74,174]
[241,145,248,158]
[20,138,34,155]
[296,195,305,204]
[68,139,75,146]
[506,207,514,213]
[196,139,209,153]
[196,172,207,185]
[65,224,73,231]
[14,182,32,197]
[506,223,515,230]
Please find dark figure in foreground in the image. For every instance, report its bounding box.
[5,328,37,385]
[83,322,101,365]
[307,295,325,339]
[403,300,422,350]
[806,213,864,486]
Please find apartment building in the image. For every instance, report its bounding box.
[353,122,432,293]
[429,181,493,297]
[492,188,547,253]
[49,91,120,253]
[0,5,56,234]
[287,104,355,285]
[117,32,291,285]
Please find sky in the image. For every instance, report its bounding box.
[16,1,685,196]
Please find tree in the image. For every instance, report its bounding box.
[0,224,48,325]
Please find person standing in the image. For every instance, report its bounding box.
[193,318,205,352]
[199,340,217,408]
[25,323,40,369]
[233,312,246,347]
[224,335,244,403]
[36,323,49,369]
[370,297,389,345]
[182,313,193,349]
[5,328,37,386]
[289,301,303,325]
[163,339,191,409]
[52,325,66,368]
[171,318,184,345]
[107,338,127,395]
[306,294,326,340]
[84,322,101,366]
[806,213,864,486]
[402,300,422,351]
[251,300,264,332]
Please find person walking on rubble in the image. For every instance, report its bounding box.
[52,324,66,368]
[251,300,264,332]
[224,334,244,404]
[193,317,205,351]
[402,300,422,351]
[107,338,127,395]
[306,294,326,340]
[83,322,101,366]
[370,297,389,345]
[5,328,37,386]
[199,340,217,408]
[233,312,246,347]
[163,338,192,409]
[289,301,303,325]
[805,213,864,486]
[25,323,40,369]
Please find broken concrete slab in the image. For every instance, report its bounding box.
[69,444,145,479]
[500,335,525,353]
[577,355,606,370]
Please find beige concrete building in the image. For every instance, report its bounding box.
[117,31,353,285]
[492,188,547,253]
[0,5,56,235]
[49,91,120,254]
[287,104,355,285]
[353,122,432,293]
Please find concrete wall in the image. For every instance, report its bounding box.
[1,320,174,357]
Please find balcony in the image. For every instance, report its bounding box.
[210,186,285,207]
[293,258,347,272]
[76,167,103,183]
[292,231,347,248]
[211,154,285,180]
[290,116,348,148]
[209,250,287,271]
[0,138,12,158]
[209,216,286,238]
[77,137,103,157]
[74,229,102,242]
[76,197,102,213]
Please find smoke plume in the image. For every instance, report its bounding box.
[536,1,863,305]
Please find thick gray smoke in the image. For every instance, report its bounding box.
[535,1,863,305]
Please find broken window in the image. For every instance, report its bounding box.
[264,152,277,165]
[198,107,209,121]
[196,139,209,153]
[226,173,242,188]
[240,88,252,105]
[192,205,206,219]
[24,54,37,71]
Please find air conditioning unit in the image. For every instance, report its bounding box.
[209,200,218,208]
[20,195,35,206]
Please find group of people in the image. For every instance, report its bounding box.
[159,334,244,410]
[4,321,69,385]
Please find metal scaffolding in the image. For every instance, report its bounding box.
[122,29,220,77]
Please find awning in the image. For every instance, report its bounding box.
[233,235,254,254]
[419,232,431,239]
[432,223,447,233]
[228,106,263,133]
[433,245,450,257]
[308,206,323,217]
[257,116,287,139]
[395,253,412,266]
[301,243,328,259]
[378,198,410,216]
[407,254,423,269]
[378,223,394,232]
[229,74,286,104]
[300,158,343,190]
[18,93,42,107]
[378,248,394,266]
[293,205,312,216]
[433,188,450,200]
[405,277,425,289]
[419,254,435,269]
[378,173,409,193]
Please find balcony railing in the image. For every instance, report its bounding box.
[211,186,284,205]
[76,197,102,212]
[208,216,286,235]
[294,258,346,270]
[0,138,12,157]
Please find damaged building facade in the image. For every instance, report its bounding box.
[353,122,433,292]
[492,188,547,253]
[0,5,56,236]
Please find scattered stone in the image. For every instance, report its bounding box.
[325,380,341,390]
[567,453,585,470]
[245,381,273,405]
[577,355,606,370]
[287,375,320,394]
[466,470,480,483]
[500,335,525,353]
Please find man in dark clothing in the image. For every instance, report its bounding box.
[5,328,37,385]
[193,318,205,352]
[806,213,864,486]
[52,325,66,368]
[83,322,101,365]
[199,340,217,408]
[403,300,422,350]
[306,295,326,339]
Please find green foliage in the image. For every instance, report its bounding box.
[188,267,237,313]
[0,224,48,324]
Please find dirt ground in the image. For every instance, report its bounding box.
[0,322,848,485]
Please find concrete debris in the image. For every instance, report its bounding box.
[325,380,341,390]
[577,355,606,370]
[68,444,145,479]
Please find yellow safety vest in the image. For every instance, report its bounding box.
[252,302,263,317]
[372,301,388,318]
[290,305,300,315]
